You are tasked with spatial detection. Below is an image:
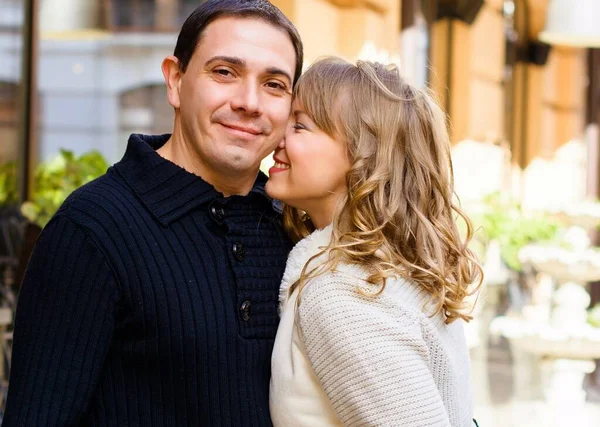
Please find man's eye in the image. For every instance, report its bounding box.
[266,81,286,90]
[214,69,233,77]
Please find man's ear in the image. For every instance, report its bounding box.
[162,55,182,109]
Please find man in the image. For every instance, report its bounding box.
[3,1,303,425]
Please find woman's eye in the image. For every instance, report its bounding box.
[292,123,306,131]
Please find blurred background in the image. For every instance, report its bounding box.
[1,0,600,425]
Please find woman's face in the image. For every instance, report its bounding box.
[265,99,351,227]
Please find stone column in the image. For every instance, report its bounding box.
[429,0,505,144]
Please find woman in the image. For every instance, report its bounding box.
[267,57,482,427]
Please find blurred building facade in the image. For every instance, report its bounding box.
[1,0,596,207]
[2,0,185,164]
[422,0,592,211]
[0,1,22,169]
[1,0,414,165]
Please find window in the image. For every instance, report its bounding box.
[0,0,24,33]
[119,85,174,145]
[0,83,18,164]
[104,0,206,32]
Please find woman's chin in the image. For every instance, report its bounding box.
[266,184,300,209]
[265,181,285,202]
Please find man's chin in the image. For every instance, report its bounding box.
[210,144,276,176]
[216,155,261,175]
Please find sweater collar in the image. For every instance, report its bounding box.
[113,133,272,226]
[279,225,333,305]
[278,225,444,327]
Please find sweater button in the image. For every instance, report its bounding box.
[240,300,252,321]
[209,201,225,224]
[232,242,247,261]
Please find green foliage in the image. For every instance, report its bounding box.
[588,303,600,328]
[0,161,19,207]
[471,192,560,271]
[21,149,109,228]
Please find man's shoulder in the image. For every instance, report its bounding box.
[56,167,137,228]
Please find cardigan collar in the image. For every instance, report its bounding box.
[113,133,273,226]
[279,225,333,305]
[278,225,444,329]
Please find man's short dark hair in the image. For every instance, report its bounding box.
[174,0,304,86]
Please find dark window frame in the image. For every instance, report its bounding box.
[102,0,203,32]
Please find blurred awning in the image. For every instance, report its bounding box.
[539,0,600,48]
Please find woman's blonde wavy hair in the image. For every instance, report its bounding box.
[283,57,483,324]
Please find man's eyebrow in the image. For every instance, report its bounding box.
[266,67,292,84]
[204,56,246,67]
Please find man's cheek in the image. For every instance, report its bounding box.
[276,116,292,134]
[271,130,286,147]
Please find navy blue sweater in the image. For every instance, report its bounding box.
[3,134,292,426]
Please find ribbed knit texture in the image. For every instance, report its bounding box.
[4,134,292,427]
[270,226,474,427]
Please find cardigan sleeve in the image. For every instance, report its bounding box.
[297,274,452,427]
[3,215,120,427]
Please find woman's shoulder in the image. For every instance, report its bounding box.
[298,266,430,330]
[297,268,464,360]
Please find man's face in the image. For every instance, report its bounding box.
[170,16,296,176]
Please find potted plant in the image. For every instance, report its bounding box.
[20,149,109,228]
[0,150,109,287]
[0,162,18,213]
[471,192,561,273]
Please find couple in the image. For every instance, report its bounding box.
[3,1,482,426]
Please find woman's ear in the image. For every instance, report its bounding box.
[162,55,182,109]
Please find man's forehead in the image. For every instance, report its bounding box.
[196,16,295,75]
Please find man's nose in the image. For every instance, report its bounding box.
[231,81,262,116]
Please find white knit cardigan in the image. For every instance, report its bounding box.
[269,226,475,427]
